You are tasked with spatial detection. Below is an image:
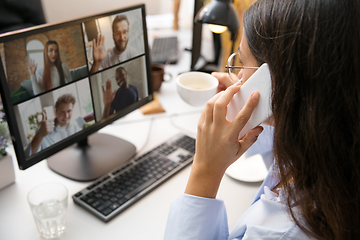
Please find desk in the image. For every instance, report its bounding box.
[0,27,262,240]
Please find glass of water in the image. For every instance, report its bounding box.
[27,183,68,239]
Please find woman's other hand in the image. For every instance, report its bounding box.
[211,72,239,93]
[185,83,263,198]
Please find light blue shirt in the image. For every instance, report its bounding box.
[164,165,314,240]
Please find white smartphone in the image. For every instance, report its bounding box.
[226,63,272,139]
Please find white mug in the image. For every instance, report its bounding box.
[176,71,219,106]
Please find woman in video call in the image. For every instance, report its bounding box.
[164,0,360,239]
[27,40,72,95]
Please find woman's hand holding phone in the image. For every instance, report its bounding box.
[184,84,263,198]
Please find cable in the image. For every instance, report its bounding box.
[111,109,202,126]
[168,110,202,137]
[112,109,202,156]
[133,117,155,158]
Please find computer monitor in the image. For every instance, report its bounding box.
[0,4,153,182]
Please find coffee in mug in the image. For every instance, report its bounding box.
[179,77,215,90]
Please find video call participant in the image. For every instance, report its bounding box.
[102,67,139,119]
[24,94,84,157]
[27,40,72,95]
[89,14,138,74]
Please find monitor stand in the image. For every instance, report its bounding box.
[47,132,136,182]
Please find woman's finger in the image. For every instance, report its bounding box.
[213,83,241,124]
[203,91,223,124]
[237,71,243,83]
[237,126,264,156]
[232,91,260,135]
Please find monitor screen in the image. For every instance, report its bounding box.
[0,4,153,181]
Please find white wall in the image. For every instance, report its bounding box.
[41,0,194,26]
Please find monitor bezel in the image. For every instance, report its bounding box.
[0,4,153,170]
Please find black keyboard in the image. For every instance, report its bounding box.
[72,134,195,222]
[151,36,179,64]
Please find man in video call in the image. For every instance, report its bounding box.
[102,67,140,119]
[90,14,138,74]
[24,94,84,157]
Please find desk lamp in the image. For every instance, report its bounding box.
[195,0,240,60]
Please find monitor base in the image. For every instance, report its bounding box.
[47,132,136,182]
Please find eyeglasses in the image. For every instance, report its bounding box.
[225,52,259,82]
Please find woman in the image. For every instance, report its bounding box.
[27,40,72,94]
[164,0,360,239]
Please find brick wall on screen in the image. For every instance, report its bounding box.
[4,24,87,93]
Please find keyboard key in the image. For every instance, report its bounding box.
[110,203,120,210]
[91,200,103,209]
[97,201,112,212]
[125,178,157,199]
[101,207,113,216]
[74,192,82,197]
